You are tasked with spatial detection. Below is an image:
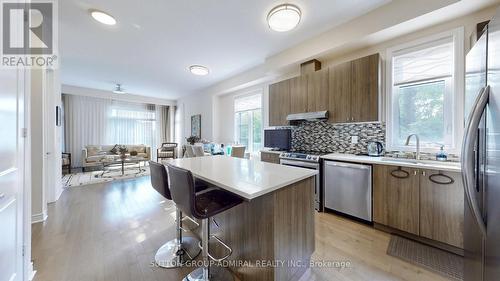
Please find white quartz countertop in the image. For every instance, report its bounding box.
[321,153,461,173]
[164,155,317,200]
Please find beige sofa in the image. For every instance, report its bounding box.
[82,144,151,171]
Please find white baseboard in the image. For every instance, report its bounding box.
[31,212,47,224]
[27,261,36,281]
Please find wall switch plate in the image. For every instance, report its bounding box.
[351,136,359,144]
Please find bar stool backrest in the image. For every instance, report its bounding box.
[166,164,200,219]
[149,161,172,200]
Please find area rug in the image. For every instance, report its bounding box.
[387,235,463,280]
[62,166,150,188]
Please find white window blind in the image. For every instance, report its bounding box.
[234,94,261,112]
[393,38,453,85]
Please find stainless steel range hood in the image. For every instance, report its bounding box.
[286,111,328,121]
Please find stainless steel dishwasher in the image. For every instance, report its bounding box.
[323,160,372,222]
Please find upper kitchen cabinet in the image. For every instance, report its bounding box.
[306,68,329,113]
[328,53,380,123]
[290,75,308,114]
[351,53,380,122]
[269,79,291,126]
[328,62,351,123]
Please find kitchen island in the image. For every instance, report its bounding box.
[164,155,317,281]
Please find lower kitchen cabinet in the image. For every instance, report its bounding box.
[373,165,420,235]
[373,164,464,248]
[260,151,280,164]
[419,169,464,248]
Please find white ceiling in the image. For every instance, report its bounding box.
[60,0,391,99]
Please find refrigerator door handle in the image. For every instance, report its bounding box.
[461,85,489,237]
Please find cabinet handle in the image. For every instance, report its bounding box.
[413,170,417,176]
[390,167,409,179]
[422,171,426,176]
[429,172,454,185]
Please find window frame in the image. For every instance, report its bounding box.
[385,27,464,154]
[233,91,263,154]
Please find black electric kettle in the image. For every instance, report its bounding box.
[367,141,384,156]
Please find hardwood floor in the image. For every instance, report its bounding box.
[32,176,451,281]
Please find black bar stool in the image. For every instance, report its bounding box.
[166,164,244,281]
[149,161,206,268]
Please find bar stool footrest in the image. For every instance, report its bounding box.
[198,234,233,262]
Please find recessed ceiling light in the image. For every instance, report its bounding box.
[189,65,209,76]
[113,84,125,94]
[267,4,301,32]
[90,9,117,25]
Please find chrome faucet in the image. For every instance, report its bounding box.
[405,134,420,160]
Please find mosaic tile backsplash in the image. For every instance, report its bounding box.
[291,120,385,154]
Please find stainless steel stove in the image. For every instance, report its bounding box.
[278,151,323,162]
[279,151,327,211]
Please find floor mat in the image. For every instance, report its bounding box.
[387,235,463,280]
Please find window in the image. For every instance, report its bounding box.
[234,93,262,153]
[107,101,158,158]
[386,28,464,152]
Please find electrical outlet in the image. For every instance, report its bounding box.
[351,136,359,144]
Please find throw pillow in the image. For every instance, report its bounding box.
[86,145,101,157]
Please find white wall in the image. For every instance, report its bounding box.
[175,5,497,144]
[175,92,215,143]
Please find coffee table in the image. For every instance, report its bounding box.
[101,157,147,177]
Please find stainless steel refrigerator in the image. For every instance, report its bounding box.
[463,9,500,281]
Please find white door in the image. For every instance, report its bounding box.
[0,68,25,281]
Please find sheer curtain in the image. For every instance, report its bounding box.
[64,95,111,167]
[107,101,158,160]
[64,94,167,167]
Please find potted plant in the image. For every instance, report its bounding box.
[117,145,128,160]
[186,135,200,145]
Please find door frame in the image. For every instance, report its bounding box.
[22,68,33,281]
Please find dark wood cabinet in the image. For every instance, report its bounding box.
[290,76,308,114]
[306,68,329,113]
[420,169,464,248]
[268,53,379,125]
[328,62,351,123]
[269,79,290,126]
[260,151,281,164]
[373,164,464,248]
[373,165,420,235]
[351,54,379,122]
[328,54,379,123]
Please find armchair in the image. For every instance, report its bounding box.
[157,142,178,162]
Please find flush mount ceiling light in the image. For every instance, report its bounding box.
[90,9,117,25]
[113,84,125,94]
[267,4,301,32]
[189,65,209,76]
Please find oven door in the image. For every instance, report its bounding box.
[280,159,321,211]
